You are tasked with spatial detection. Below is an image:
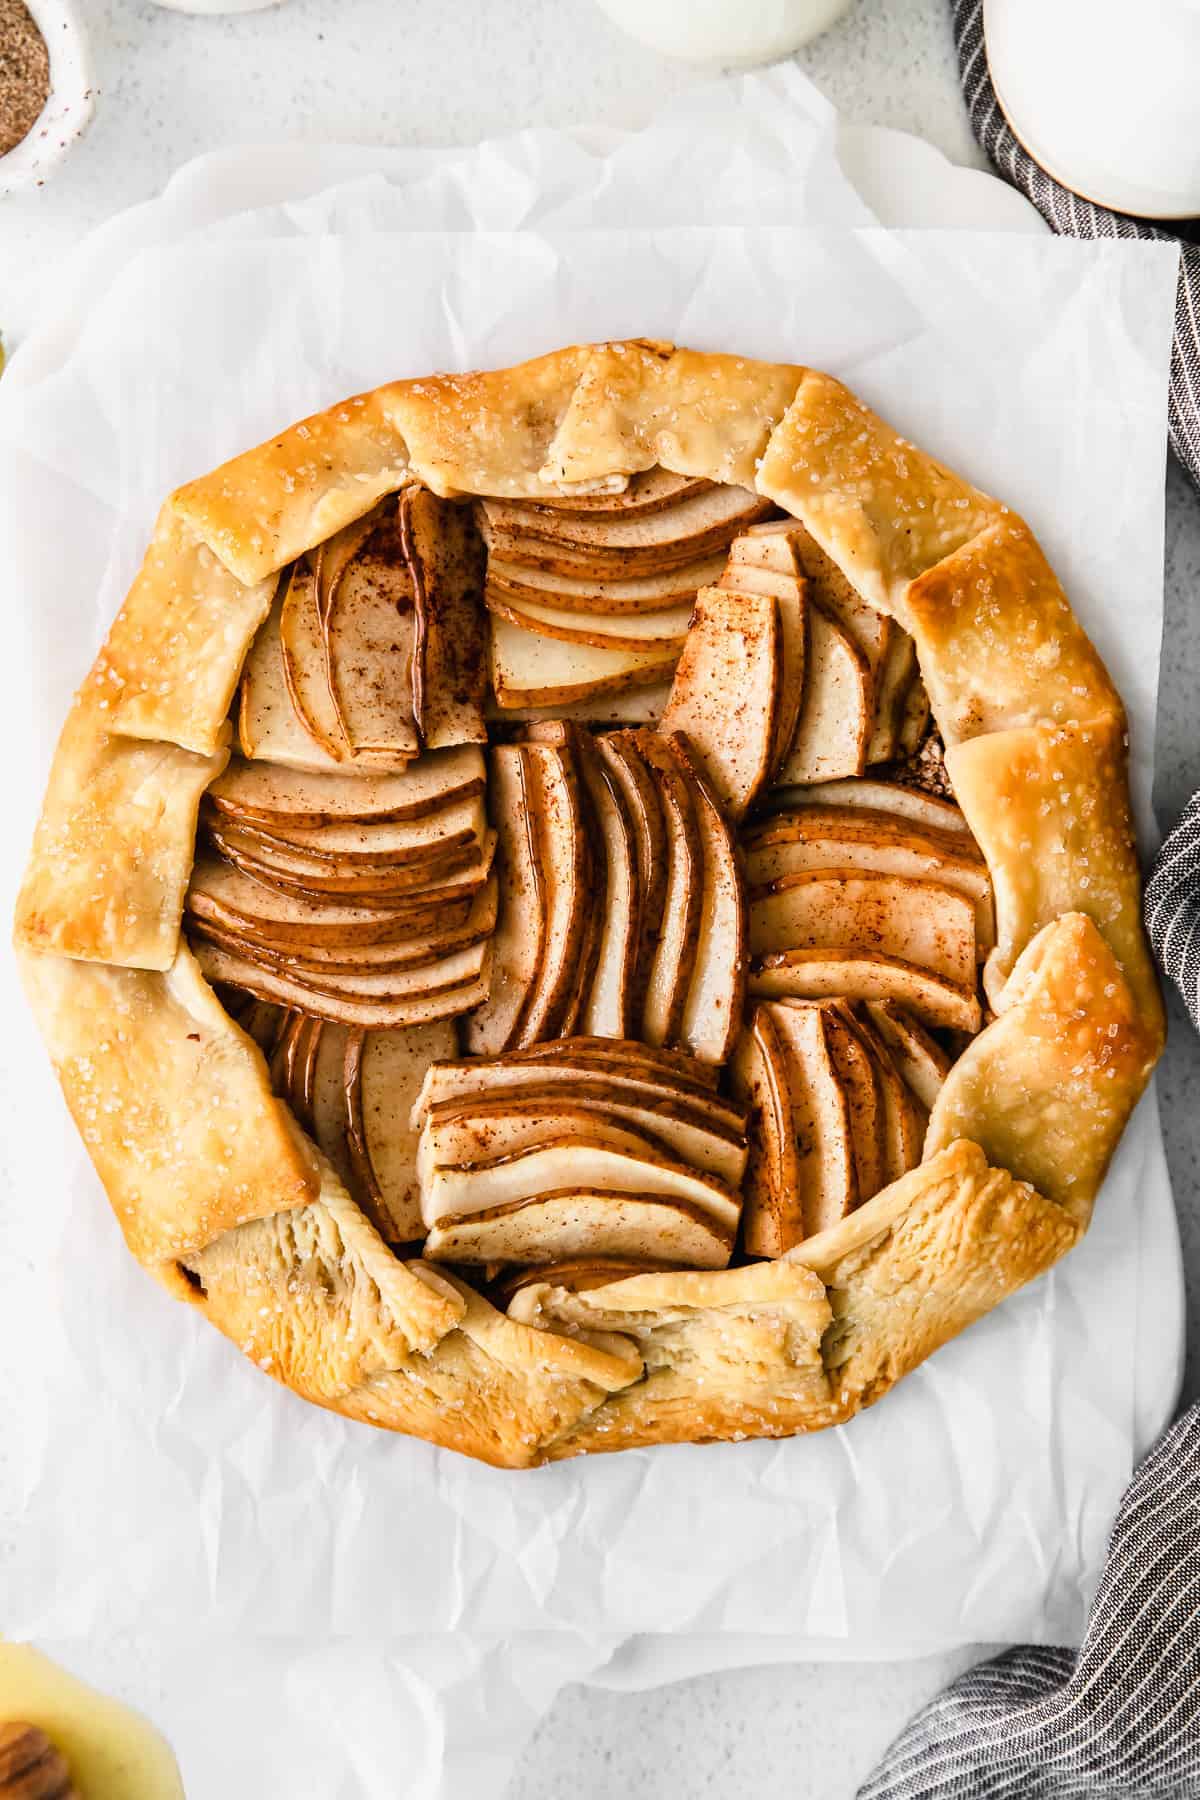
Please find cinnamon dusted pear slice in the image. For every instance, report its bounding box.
[425,1191,734,1269]
[512,738,592,1042]
[527,467,712,515]
[246,935,490,1004]
[863,1000,951,1111]
[238,594,342,772]
[192,938,491,1030]
[186,856,475,950]
[742,806,994,950]
[419,1104,672,1192]
[280,558,351,761]
[346,1019,458,1242]
[489,612,679,709]
[207,822,480,899]
[718,542,807,778]
[479,484,773,578]
[667,733,747,1066]
[208,746,486,829]
[730,1007,803,1256]
[867,632,917,764]
[751,949,981,1034]
[749,870,977,989]
[595,732,667,1024]
[660,587,778,820]
[251,792,487,868]
[491,1036,724,1095]
[763,1000,857,1240]
[422,1134,741,1233]
[486,553,728,615]
[734,517,894,697]
[414,1043,733,1121]
[401,487,488,750]
[308,1018,355,1189]
[577,737,640,1040]
[777,605,870,784]
[314,505,385,624]
[895,670,932,755]
[420,1085,745,1185]
[768,778,972,838]
[497,681,673,730]
[192,879,496,977]
[464,746,546,1055]
[485,586,694,651]
[850,1003,927,1180]
[238,997,287,1052]
[630,729,704,1047]
[324,508,420,763]
[821,1002,886,1205]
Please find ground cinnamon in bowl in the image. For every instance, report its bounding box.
[0,0,50,158]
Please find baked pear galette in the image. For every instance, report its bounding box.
[15,341,1163,1467]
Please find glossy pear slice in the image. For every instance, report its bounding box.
[821,1003,885,1205]
[485,553,728,616]
[402,486,488,750]
[422,1133,740,1230]
[730,1007,804,1256]
[578,738,640,1040]
[414,1045,733,1124]
[515,740,592,1042]
[346,1019,458,1242]
[717,552,807,777]
[479,484,773,577]
[424,1190,734,1269]
[768,778,971,837]
[497,681,672,729]
[308,1018,356,1190]
[324,515,420,761]
[631,729,704,1048]
[595,732,667,1024]
[207,823,481,899]
[849,1004,927,1181]
[777,605,870,784]
[203,879,495,976]
[192,938,491,1030]
[489,611,678,708]
[766,1000,857,1238]
[280,558,350,760]
[667,733,747,1067]
[750,949,981,1034]
[749,870,977,988]
[256,793,487,868]
[485,586,693,650]
[866,631,916,764]
[238,595,342,772]
[419,1104,672,1198]
[659,585,778,821]
[863,1000,951,1110]
[464,747,546,1055]
[208,746,485,828]
[186,855,477,949]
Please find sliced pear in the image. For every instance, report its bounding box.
[578,739,640,1040]
[750,948,981,1034]
[489,612,678,709]
[422,1084,745,1185]
[464,746,545,1055]
[768,778,971,837]
[289,1013,321,1129]
[479,484,773,576]
[423,1134,740,1232]
[863,1000,951,1110]
[820,1003,885,1205]
[496,682,672,729]
[315,505,386,624]
[208,746,485,828]
[425,1190,734,1269]
[485,554,728,616]
[401,486,488,750]
[742,808,993,950]
[594,732,668,1023]
[238,595,342,771]
[515,740,591,1042]
[414,1045,732,1124]
[191,938,491,1030]
[208,811,473,880]
[308,1018,355,1189]
[240,936,489,1004]
[850,1004,927,1180]
[419,1104,672,1198]
[238,997,287,1052]
[280,558,349,760]
[491,1037,724,1097]
[766,1000,857,1238]
[269,1009,305,1103]
[716,559,806,778]
[896,671,932,755]
[186,854,478,949]
[253,793,486,867]
[777,605,870,784]
[486,586,693,651]
[324,509,420,761]
[866,631,915,764]
[749,870,976,988]
[660,586,778,821]
[207,823,480,899]
[345,1019,458,1243]
[730,1008,803,1256]
[631,729,703,1048]
[735,518,892,674]
[667,733,746,1066]
[510,468,712,517]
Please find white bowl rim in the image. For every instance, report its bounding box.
[0,0,95,197]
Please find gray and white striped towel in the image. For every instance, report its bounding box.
[860,1403,1200,1796]
[950,0,1200,1030]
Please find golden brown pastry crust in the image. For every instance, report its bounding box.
[15,342,1164,1465]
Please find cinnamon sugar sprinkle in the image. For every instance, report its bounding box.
[0,0,49,157]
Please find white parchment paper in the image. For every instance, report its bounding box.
[0,67,1183,1799]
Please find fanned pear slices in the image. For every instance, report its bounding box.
[401,487,488,750]
[193,938,493,1029]
[239,594,343,772]
[486,555,728,615]
[489,613,679,709]
[479,484,774,580]
[668,733,747,1066]
[863,1001,951,1111]
[630,729,704,1049]
[413,1037,745,1268]
[718,532,807,777]
[750,870,977,988]
[208,746,485,828]
[777,603,871,784]
[660,586,779,820]
[768,778,973,839]
[742,805,994,951]
[346,1020,458,1242]
[464,745,545,1054]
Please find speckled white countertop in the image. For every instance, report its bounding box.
[2,1,1198,1795]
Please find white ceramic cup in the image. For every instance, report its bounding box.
[592,0,853,66]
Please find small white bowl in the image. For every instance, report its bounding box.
[0,0,95,198]
[145,0,287,11]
